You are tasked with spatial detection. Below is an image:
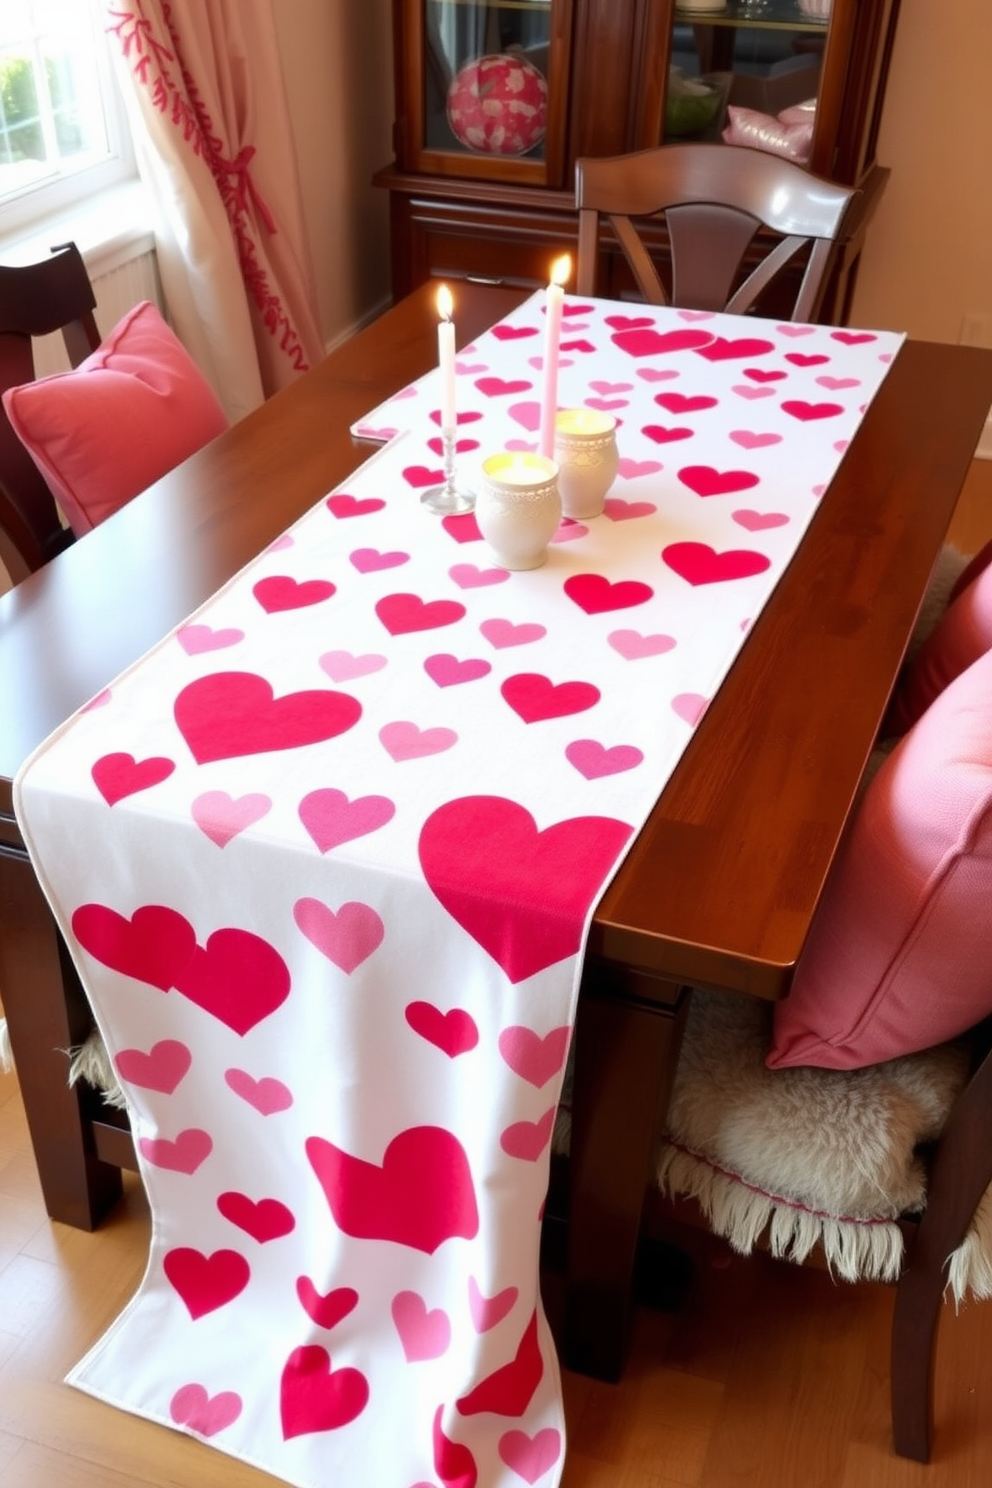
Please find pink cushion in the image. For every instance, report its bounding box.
[768,646,992,1070]
[885,558,992,734]
[2,301,228,536]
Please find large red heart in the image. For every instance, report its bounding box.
[662,541,772,585]
[280,1346,369,1439]
[217,1191,296,1243]
[564,574,654,614]
[375,593,466,635]
[677,465,761,497]
[306,1125,479,1253]
[611,327,714,358]
[174,672,361,764]
[418,796,632,983]
[433,1407,479,1488]
[697,336,774,361]
[174,927,291,1034]
[501,673,600,722]
[253,576,336,612]
[91,752,175,805]
[456,1309,543,1417]
[164,1247,250,1318]
[71,903,197,990]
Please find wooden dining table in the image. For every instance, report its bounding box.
[2,279,992,1390]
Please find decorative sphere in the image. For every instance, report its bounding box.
[446,53,548,158]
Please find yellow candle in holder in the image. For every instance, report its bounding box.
[475,451,561,570]
[555,408,617,437]
[553,406,619,519]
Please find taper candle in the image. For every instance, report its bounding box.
[538,255,571,458]
[436,283,457,431]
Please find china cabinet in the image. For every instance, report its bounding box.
[375,0,901,322]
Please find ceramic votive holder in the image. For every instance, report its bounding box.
[553,408,620,520]
[475,452,561,570]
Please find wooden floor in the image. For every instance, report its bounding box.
[1,460,990,1487]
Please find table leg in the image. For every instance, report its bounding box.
[0,842,123,1229]
[564,967,690,1380]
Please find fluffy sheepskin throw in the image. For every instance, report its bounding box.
[657,989,992,1304]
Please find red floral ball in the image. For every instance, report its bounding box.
[446,53,548,158]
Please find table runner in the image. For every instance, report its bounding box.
[14,295,902,1488]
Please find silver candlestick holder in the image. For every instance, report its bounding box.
[420,427,476,514]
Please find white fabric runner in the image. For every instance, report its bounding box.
[15,295,902,1488]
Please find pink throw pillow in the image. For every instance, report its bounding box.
[2,300,228,536]
[768,646,992,1070]
[721,105,813,164]
[885,558,992,735]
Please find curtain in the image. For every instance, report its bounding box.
[106,0,325,421]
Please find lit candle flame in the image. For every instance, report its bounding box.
[436,283,453,321]
[550,255,571,288]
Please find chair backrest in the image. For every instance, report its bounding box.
[0,242,101,582]
[575,143,860,322]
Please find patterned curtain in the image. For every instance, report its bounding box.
[106,0,325,420]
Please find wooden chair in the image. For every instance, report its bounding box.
[575,142,871,322]
[0,242,101,583]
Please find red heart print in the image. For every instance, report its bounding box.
[403,464,445,489]
[174,672,362,763]
[427,436,480,457]
[115,1039,191,1094]
[299,788,395,853]
[501,673,600,722]
[170,1383,242,1437]
[603,497,657,521]
[564,574,653,614]
[500,1107,556,1161]
[785,352,829,367]
[306,1126,479,1253]
[191,790,271,847]
[491,323,539,341]
[605,314,653,330]
[612,326,714,358]
[177,623,244,654]
[562,302,595,316]
[253,576,336,612]
[379,721,458,760]
[280,1346,369,1439]
[468,1277,519,1333]
[442,512,483,543]
[71,903,197,990]
[560,338,594,353]
[456,1309,543,1417]
[294,898,385,973]
[176,928,291,1034]
[418,796,632,983]
[475,376,533,397]
[479,618,546,649]
[433,1406,479,1488]
[449,562,509,589]
[642,423,692,444]
[405,1000,479,1057]
[349,547,409,573]
[424,654,492,687]
[224,1067,294,1115]
[318,649,387,681]
[326,492,385,518]
[566,739,644,778]
[139,1128,212,1174]
[499,1427,563,1484]
[832,330,876,344]
[92,752,175,805]
[662,542,772,585]
[498,1025,570,1088]
[781,399,844,421]
[678,465,760,497]
[733,509,790,532]
[654,391,717,413]
[296,1277,359,1330]
[391,1290,451,1361]
[376,593,467,635]
[164,1247,250,1318]
[508,400,541,432]
[697,336,774,361]
[744,368,787,383]
[430,409,483,427]
[217,1191,296,1243]
[608,628,676,660]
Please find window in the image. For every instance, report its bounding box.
[0,0,135,237]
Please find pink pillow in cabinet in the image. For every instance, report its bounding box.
[2,300,228,536]
[885,557,992,735]
[768,645,992,1070]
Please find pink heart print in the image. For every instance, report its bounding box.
[91,752,175,805]
[508,400,542,432]
[733,509,790,532]
[216,1191,296,1243]
[448,562,510,589]
[550,520,589,543]
[430,408,483,427]
[501,673,600,722]
[253,575,336,612]
[164,1247,251,1318]
[480,618,546,649]
[498,1025,571,1088]
[662,542,772,586]
[224,1067,294,1115]
[603,497,657,521]
[295,1278,359,1330]
[318,649,387,681]
[617,458,662,479]
[293,897,385,973]
[298,788,396,853]
[729,430,782,450]
[564,574,654,614]
[500,1108,557,1161]
[280,1346,370,1439]
[424,653,492,687]
[468,1277,519,1333]
[607,628,676,660]
[499,1428,564,1484]
[139,1128,212,1174]
[174,671,362,763]
[391,1291,452,1361]
[170,1383,243,1438]
[306,1126,479,1252]
[176,623,244,654]
[566,739,644,778]
[673,692,709,725]
[379,721,458,760]
[114,1039,191,1094]
[349,547,410,573]
[191,790,271,847]
[405,1000,480,1057]
[418,795,632,983]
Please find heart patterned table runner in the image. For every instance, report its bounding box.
[15,295,902,1488]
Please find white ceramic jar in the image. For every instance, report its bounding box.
[475,452,561,570]
[553,408,620,519]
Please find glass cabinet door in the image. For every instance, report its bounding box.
[399,0,566,185]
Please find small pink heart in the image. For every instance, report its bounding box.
[636,368,680,383]
[733,385,775,400]
[732,509,790,531]
[379,721,458,760]
[617,458,662,479]
[139,1128,212,1174]
[448,562,510,589]
[391,1291,451,1362]
[115,1039,191,1095]
[816,375,860,390]
[424,654,492,687]
[480,618,546,649]
[498,1025,571,1087]
[603,497,657,521]
[729,430,782,450]
[505,437,539,452]
[293,898,385,973]
[586,396,628,411]
[672,693,708,725]
[349,547,409,573]
[812,483,827,497]
[499,1107,557,1161]
[170,1383,242,1438]
[468,1277,519,1333]
[498,1427,563,1484]
[177,623,244,654]
[224,1067,294,1115]
[508,400,541,432]
[776,324,815,337]
[527,356,574,370]
[192,790,271,847]
[565,739,644,778]
[678,309,715,322]
[589,380,633,394]
[319,650,388,682]
[607,628,676,660]
[266,533,294,551]
[353,423,398,440]
[550,521,589,543]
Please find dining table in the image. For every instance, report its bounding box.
[3,278,992,1488]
